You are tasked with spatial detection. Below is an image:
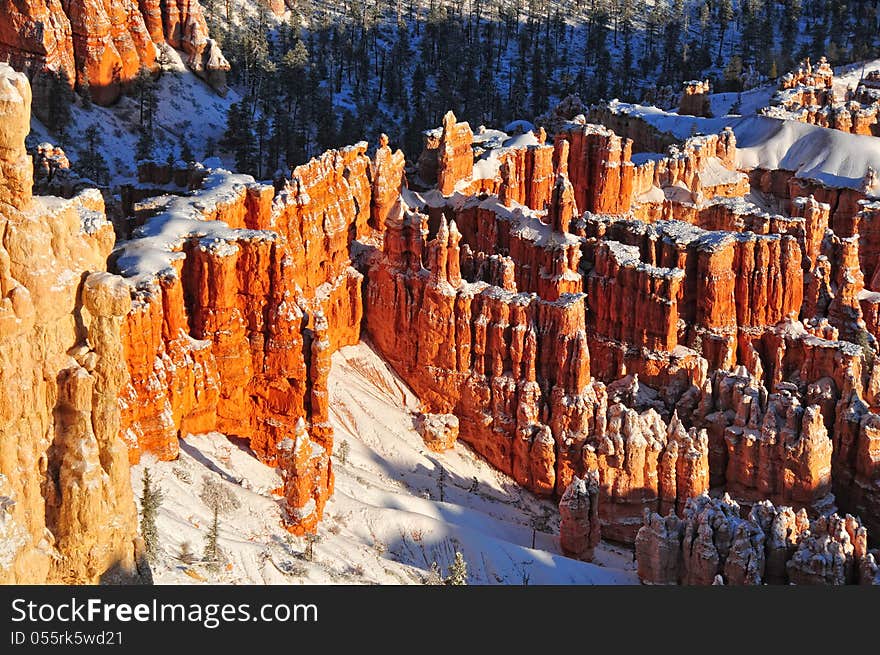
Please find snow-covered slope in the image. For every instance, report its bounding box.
[606,100,880,196]
[734,115,880,191]
[134,341,637,585]
[29,45,239,182]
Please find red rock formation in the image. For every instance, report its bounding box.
[0,0,227,105]
[582,405,709,542]
[0,65,33,210]
[587,241,684,351]
[114,143,371,534]
[555,120,634,214]
[679,80,712,118]
[786,513,868,584]
[768,58,880,136]
[417,413,460,452]
[559,472,601,561]
[0,66,138,583]
[437,111,474,195]
[370,134,406,232]
[8,76,880,580]
[636,494,877,585]
[780,57,834,90]
[439,197,583,302]
[497,139,555,211]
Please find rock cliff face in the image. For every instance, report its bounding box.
[0,65,137,583]
[635,494,877,585]
[114,143,370,534]
[0,0,228,105]
[357,97,880,550]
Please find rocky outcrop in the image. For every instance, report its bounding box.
[767,57,880,136]
[370,134,406,232]
[366,199,711,541]
[587,240,684,351]
[366,203,592,499]
[416,413,460,452]
[437,111,475,195]
[0,64,33,210]
[0,0,228,105]
[559,472,601,561]
[555,120,634,215]
[0,66,137,583]
[113,143,373,534]
[635,494,877,585]
[679,80,712,118]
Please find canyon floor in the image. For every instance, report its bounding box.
[133,342,637,585]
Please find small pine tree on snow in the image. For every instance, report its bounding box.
[304,532,321,562]
[337,440,350,466]
[139,467,164,564]
[425,561,443,585]
[203,503,221,571]
[445,551,468,585]
[77,124,110,186]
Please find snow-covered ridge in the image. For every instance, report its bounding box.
[113,168,275,291]
[603,100,880,196]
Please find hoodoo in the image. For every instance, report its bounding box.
[3,1,880,587]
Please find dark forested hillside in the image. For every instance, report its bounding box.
[201,0,880,177]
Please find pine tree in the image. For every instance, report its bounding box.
[133,67,159,162]
[304,532,321,561]
[45,70,74,138]
[79,79,93,110]
[77,124,110,186]
[337,440,350,466]
[424,561,443,585]
[139,467,164,564]
[221,102,257,174]
[203,503,221,571]
[445,551,468,585]
[717,0,734,61]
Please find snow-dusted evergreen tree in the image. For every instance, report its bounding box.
[133,67,158,161]
[304,533,321,562]
[203,503,221,571]
[139,467,164,564]
[445,551,468,585]
[424,561,443,585]
[337,440,350,466]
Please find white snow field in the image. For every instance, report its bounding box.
[133,342,638,585]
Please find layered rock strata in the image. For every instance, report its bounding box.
[679,80,712,118]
